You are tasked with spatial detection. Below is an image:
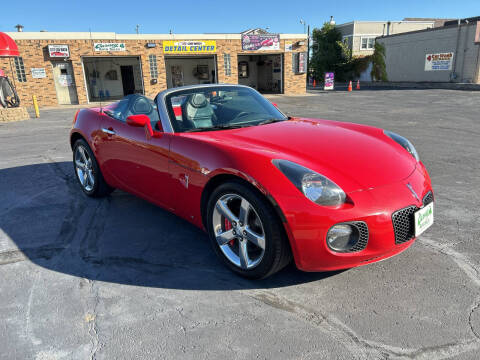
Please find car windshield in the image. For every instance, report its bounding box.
[163,86,287,132]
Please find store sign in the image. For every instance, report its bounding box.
[163,40,216,54]
[242,34,280,51]
[31,68,46,79]
[425,52,454,71]
[324,72,334,90]
[285,41,293,52]
[48,44,70,58]
[94,43,126,52]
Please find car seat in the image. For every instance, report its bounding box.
[182,93,215,129]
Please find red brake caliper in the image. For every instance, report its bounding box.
[224,218,235,246]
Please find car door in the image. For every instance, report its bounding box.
[96,96,172,207]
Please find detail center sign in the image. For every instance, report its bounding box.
[94,43,126,52]
[163,40,216,54]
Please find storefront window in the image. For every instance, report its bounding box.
[223,54,231,76]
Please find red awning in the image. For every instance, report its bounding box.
[0,32,20,57]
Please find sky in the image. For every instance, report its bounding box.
[1,0,478,34]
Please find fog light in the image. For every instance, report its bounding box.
[327,224,360,252]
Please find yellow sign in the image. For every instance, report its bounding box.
[163,40,216,54]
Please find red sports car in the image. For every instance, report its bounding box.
[70,84,434,279]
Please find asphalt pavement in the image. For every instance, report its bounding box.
[1,88,480,359]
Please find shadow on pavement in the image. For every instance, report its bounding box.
[0,162,342,290]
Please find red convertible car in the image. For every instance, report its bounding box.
[70,84,434,279]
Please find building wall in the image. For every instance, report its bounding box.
[337,21,434,57]
[0,33,307,108]
[377,23,480,83]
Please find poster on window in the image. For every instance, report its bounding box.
[324,72,334,90]
[424,52,454,71]
[242,34,280,51]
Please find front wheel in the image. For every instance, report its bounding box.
[73,139,113,197]
[206,181,291,279]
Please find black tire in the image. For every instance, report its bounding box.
[73,139,114,197]
[206,180,292,279]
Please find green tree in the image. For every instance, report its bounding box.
[370,42,388,82]
[310,23,352,82]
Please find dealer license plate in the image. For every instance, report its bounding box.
[414,202,434,237]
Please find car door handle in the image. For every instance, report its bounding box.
[101,128,116,135]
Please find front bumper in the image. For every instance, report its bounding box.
[277,163,433,272]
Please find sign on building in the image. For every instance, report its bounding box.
[48,44,70,58]
[285,41,293,52]
[163,40,216,54]
[292,52,307,74]
[94,43,126,52]
[242,34,280,51]
[424,52,454,71]
[31,68,46,78]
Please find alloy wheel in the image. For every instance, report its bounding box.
[212,193,266,269]
[74,145,95,192]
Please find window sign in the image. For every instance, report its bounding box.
[94,43,126,52]
[48,44,70,58]
[31,68,46,79]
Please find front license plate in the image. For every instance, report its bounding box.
[414,202,434,237]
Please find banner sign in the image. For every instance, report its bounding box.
[48,44,69,58]
[31,68,46,79]
[94,43,126,52]
[425,52,454,71]
[324,72,334,90]
[163,40,216,54]
[242,34,280,51]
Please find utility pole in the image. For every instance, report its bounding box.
[135,24,140,34]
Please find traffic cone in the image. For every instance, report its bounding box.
[348,81,353,92]
[313,79,316,88]
[356,80,360,90]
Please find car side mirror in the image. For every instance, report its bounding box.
[126,114,149,127]
[126,114,162,138]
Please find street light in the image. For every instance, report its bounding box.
[300,19,310,86]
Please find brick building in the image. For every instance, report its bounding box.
[0,31,307,107]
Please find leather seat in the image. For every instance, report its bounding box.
[182,93,215,128]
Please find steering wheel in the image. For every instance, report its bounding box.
[232,111,250,122]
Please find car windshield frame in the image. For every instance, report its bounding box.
[161,85,287,133]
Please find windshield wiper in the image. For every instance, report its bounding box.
[257,118,287,126]
[183,124,248,132]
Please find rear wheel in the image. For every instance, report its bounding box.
[206,181,291,279]
[73,139,113,197]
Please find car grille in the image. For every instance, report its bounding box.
[392,191,434,244]
[349,221,369,252]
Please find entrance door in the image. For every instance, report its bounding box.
[120,66,135,95]
[52,62,78,104]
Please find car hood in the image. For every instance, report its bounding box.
[193,118,418,193]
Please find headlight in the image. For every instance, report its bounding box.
[272,159,346,206]
[384,130,419,161]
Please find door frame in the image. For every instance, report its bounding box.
[81,56,145,103]
[51,60,79,105]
